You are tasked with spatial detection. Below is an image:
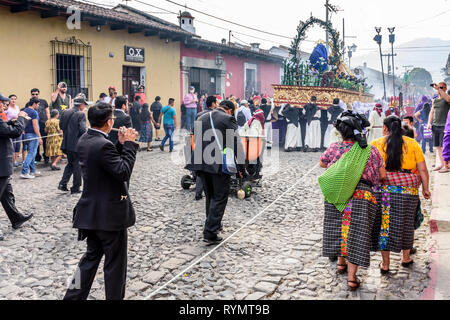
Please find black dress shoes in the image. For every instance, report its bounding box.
[12,213,34,230]
[71,190,82,195]
[58,184,69,192]
[203,236,223,245]
[195,194,203,201]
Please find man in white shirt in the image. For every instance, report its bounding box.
[235,100,252,131]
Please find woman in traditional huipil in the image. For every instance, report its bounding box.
[319,111,385,291]
[367,103,386,143]
[371,116,431,274]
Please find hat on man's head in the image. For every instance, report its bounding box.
[0,93,10,102]
[333,98,340,105]
[189,86,195,90]
[108,85,116,90]
[240,100,248,105]
[138,85,145,89]
[58,82,67,88]
[74,93,89,106]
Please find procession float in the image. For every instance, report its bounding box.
[273,17,374,107]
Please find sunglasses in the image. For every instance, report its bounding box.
[31,93,39,96]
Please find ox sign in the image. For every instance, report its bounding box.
[124,46,145,63]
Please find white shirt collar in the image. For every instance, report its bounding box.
[89,128,108,138]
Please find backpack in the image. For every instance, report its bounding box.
[237,110,247,127]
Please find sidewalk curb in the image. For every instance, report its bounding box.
[422,157,446,300]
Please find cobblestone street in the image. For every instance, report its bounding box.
[0,142,433,300]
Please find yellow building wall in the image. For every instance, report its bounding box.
[0,5,181,118]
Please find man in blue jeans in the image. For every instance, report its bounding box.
[159,98,177,152]
[183,86,198,132]
[21,97,42,179]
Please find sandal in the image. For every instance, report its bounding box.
[147,148,153,152]
[379,262,390,276]
[433,166,443,172]
[439,167,449,173]
[337,263,348,274]
[401,259,414,268]
[348,278,361,291]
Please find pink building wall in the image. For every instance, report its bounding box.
[180,44,281,100]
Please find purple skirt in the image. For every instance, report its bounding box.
[444,113,450,162]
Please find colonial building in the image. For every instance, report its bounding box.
[176,11,284,100]
[0,0,191,109]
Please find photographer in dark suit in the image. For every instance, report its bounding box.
[0,94,33,240]
[186,100,245,244]
[64,102,138,300]
[58,94,87,194]
[109,96,132,145]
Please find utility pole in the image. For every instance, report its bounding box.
[374,27,387,101]
[388,27,396,97]
[382,52,398,97]
[229,30,232,46]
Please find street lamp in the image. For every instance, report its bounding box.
[347,43,357,69]
[388,27,396,97]
[374,27,387,100]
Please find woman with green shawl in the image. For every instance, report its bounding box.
[319,111,386,291]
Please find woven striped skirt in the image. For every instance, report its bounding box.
[322,180,379,268]
[374,171,421,253]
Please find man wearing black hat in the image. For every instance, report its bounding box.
[0,93,33,240]
[58,93,87,194]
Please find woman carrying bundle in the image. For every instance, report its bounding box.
[319,111,386,291]
[371,116,431,274]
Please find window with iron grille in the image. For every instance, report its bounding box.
[51,37,92,100]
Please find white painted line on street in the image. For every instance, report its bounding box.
[143,162,320,300]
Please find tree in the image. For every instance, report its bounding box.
[409,67,433,94]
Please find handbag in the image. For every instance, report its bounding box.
[209,112,237,175]
[414,199,424,230]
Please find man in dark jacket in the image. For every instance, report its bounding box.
[129,95,141,132]
[0,93,33,240]
[58,94,87,194]
[186,100,245,244]
[64,102,138,300]
[109,96,132,145]
[192,95,218,201]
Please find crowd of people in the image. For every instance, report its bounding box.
[1,78,450,298]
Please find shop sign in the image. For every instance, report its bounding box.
[124,46,145,63]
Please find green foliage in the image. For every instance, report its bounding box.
[409,68,433,89]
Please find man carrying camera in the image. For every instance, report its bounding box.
[428,82,450,173]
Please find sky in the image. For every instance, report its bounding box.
[88,0,450,76]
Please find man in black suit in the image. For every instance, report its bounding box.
[0,93,33,240]
[109,96,132,145]
[64,103,138,300]
[193,95,218,201]
[186,100,245,244]
[58,94,87,194]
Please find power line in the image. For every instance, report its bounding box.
[161,0,315,42]
[397,8,450,29]
[131,0,293,47]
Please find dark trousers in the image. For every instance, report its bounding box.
[299,119,307,148]
[198,172,230,239]
[59,151,81,192]
[64,229,128,300]
[35,125,48,162]
[320,122,328,149]
[0,176,24,225]
[195,173,204,197]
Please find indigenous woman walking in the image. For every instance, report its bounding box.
[139,103,153,151]
[371,116,431,274]
[319,111,385,291]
